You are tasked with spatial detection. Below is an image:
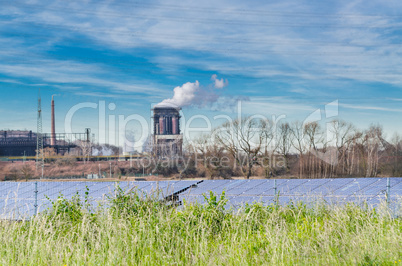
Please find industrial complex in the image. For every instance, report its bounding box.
[0,95,184,159]
[0,95,91,158]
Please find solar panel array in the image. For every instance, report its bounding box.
[178,178,402,211]
[0,180,200,220]
[1,178,402,220]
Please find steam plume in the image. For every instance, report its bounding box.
[156,74,247,109]
[157,81,200,108]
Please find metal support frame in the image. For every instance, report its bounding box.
[36,90,44,179]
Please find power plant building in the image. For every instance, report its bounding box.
[153,106,183,157]
[0,96,90,157]
[0,130,37,156]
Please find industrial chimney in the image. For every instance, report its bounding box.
[50,95,56,146]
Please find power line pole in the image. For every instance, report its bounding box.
[36,89,44,179]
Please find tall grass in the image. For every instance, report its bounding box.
[0,190,401,265]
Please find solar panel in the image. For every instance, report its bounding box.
[199,180,246,195]
[6,183,35,199]
[290,179,331,195]
[181,180,234,195]
[0,183,19,195]
[270,195,293,205]
[0,198,35,218]
[231,179,270,189]
[179,195,206,205]
[225,180,285,196]
[311,178,356,196]
[357,178,402,197]
[1,178,402,220]
[336,178,378,196]
[226,186,264,196]
[137,181,180,198]
[88,183,118,199]
[249,179,293,196]
[320,195,349,205]
[229,195,263,204]
[366,196,387,207]
[274,179,309,195]
[388,181,402,195]
[225,196,266,210]
[231,180,275,196]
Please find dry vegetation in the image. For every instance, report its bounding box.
[0,160,161,181]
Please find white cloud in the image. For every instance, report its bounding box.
[157,81,200,108]
[156,78,246,110]
[2,0,402,103]
[0,58,167,98]
[340,103,402,113]
[211,74,228,89]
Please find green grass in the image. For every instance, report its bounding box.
[0,190,402,265]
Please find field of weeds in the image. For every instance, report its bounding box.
[0,190,401,265]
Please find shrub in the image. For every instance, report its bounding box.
[155,162,178,177]
[55,156,77,166]
[45,187,92,223]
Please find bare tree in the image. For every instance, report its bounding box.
[303,122,323,178]
[191,134,229,179]
[364,125,383,177]
[215,117,265,179]
[291,121,307,178]
[276,122,292,171]
[21,164,34,181]
[328,119,354,176]
[192,134,213,157]
[390,132,402,176]
[261,119,275,177]
[77,140,93,164]
[193,117,401,179]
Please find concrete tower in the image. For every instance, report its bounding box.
[153,106,182,157]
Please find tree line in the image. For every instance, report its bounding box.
[186,117,402,179]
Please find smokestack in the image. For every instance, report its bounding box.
[51,95,56,146]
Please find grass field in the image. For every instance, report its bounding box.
[0,190,401,265]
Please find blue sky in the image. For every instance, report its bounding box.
[1,0,402,149]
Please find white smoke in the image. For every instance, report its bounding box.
[157,81,200,108]
[211,74,228,89]
[156,74,247,109]
[92,146,114,156]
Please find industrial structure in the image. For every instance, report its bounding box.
[152,106,183,157]
[0,95,91,157]
[1,94,185,159]
[50,95,56,146]
[0,130,91,157]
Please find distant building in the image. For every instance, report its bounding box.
[152,106,183,157]
[0,130,90,157]
[0,130,36,156]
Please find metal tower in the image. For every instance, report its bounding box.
[36,89,44,177]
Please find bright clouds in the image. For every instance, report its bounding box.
[2,0,402,87]
[1,0,402,137]
[158,81,200,108]
[211,74,228,89]
[156,75,238,109]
